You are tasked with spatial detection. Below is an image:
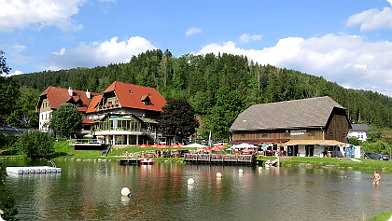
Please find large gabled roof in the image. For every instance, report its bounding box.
[39,87,99,111]
[103,81,166,112]
[86,95,103,113]
[230,96,345,132]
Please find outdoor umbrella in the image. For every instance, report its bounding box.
[225,147,234,154]
[242,148,252,153]
[261,144,270,150]
[183,143,208,148]
[171,144,181,148]
[209,146,222,151]
[159,144,169,148]
[214,144,226,149]
[232,143,257,149]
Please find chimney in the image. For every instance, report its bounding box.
[68,87,73,96]
[86,89,91,99]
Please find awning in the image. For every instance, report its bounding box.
[109,116,133,119]
[283,140,347,146]
[140,118,158,124]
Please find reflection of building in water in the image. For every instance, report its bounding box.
[230,96,351,157]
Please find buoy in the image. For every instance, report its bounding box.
[216,172,222,177]
[239,169,243,173]
[121,187,131,197]
[188,178,195,185]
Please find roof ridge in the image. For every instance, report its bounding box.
[252,96,333,107]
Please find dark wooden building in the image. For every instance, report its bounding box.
[229,96,351,157]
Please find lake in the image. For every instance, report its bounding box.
[2,159,391,221]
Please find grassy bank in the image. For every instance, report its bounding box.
[277,157,392,173]
[2,141,392,172]
[367,211,392,221]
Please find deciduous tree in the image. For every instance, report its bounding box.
[160,98,199,143]
[50,104,82,138]
[15,130,54,159]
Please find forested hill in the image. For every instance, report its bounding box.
[11,49,392,138]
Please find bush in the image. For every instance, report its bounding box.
[15,130,54,159]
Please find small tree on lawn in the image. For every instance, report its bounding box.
[15,130,54,159]
[160,98,199,143]
[50,103,82,138]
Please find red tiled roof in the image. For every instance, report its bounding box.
[103,81,166,112]
[82,118,94,124]
[77,107,88,112]
[86,95,103,113]
[39,87,99,112]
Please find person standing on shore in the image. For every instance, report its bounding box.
[373,170,381,185]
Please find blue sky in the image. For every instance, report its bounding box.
[1,0,392,95]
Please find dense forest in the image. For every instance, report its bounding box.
[8,49,392,140]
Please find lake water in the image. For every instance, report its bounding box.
[2,159,391,221]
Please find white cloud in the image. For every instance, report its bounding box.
[186,27,202,37]
[346,7,392,31]
[0,0,86,32]
[197,34,392,96]
[44,36,157,70]
[1,70,23,77]
[239,33,262,44]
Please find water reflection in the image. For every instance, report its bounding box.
[3,160,392,221]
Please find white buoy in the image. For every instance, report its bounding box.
[121,187,131,197]
[239,169,243,173]
[216,172,222,177]
[187,178,195,185]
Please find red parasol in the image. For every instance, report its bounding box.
[214,144,226,149]
[210,146,222,151]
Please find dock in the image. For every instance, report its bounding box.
[184,154,257,165]
[6,166,62,175]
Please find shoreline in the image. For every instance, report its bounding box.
[1,155,391,173]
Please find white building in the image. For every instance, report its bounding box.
[348,124,370,141]
[37,81,166,146]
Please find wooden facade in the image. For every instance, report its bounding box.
[232,107,350,144]
[230,97,351,146]
[324,108,351,143]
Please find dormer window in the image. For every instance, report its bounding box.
[129,90,133,94]
[141,95,152,105]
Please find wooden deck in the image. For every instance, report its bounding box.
[184,154,257,165]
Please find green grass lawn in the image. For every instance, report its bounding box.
[51,141,196,160]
